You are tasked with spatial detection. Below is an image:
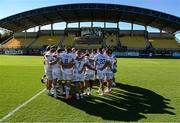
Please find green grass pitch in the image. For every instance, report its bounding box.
[0,55,180,122]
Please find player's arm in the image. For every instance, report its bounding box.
[86,63,96,71]
[60,61,75,68]
[94,61,97,75]
[49,57,58,65]
[79,64,86,73]
[45,55,52,65]
[100,60,111,71]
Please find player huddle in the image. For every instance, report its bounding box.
[43,46,117,100]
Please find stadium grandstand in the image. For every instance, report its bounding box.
[0,3,180,57]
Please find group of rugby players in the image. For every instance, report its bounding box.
[43,45,117,100]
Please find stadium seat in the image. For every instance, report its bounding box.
[2,38,34,48]
[120,36,147,49]
[31,36,63,48]
[104,35,117,47]
[63,36,76,47]
[150,39,180,49]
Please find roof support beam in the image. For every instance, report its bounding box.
[160,22,172,30]
[51,23,54,36]
[91,10,94,22]
[73,10,80,22]
[24,30,27,39]
[131,14,139,23]
[131,23,134,37]
[66,22,68,28]
[12,21,28,30]
[144,25,148,38]
[57,12,67,22]
[42,14,53,23]
[117,13,123,22]
[0,27,12,32]
[78,21,80,28]
[91,21,93,28]
[160,29,162,36]
[117,22,120,37]
[145,18,156,26]
[104,22,106,28]
[27,17,41,26]
[38,26,41,36]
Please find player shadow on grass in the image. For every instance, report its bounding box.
[57,83,175,121]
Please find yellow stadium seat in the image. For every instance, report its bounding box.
[150,39,180,49]
[120,36,147,49]
[104,35,117,47]
[63,36,76,47]
[31,36,63,48]
[2,38,34,48]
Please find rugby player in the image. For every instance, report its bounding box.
[41,46,50,84]
[44,46,56,95]
[59,48,75,99]
[94,48,108,95]
[49,48,63,98]
[56,48,64,96]
[105,49,115,94]
[84,53,96,96]
[74,50,86,99]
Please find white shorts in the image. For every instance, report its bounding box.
[85,70,95,81]
[96,70,106,80]
[52,68,62,80]
[85,73,95,81]
[45,69,53,80]
[74,72,84,82]
[106,72,114,80]
[62,68,73,81]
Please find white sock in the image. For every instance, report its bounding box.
[46,89,50,93]
[59,84,63,93]
[87,87,91,95]
[80,93,83,98]
[65,86,70,97]
[83,89,87,94]
[76,93,80,99]
[46,90,51,95]
[53,84,56,91]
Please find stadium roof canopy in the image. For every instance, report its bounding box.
[0,3,180,33]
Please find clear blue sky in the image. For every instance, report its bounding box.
[0,0,179,33]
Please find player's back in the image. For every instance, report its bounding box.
[85,57,95,73]
[51,53,59,69]
[60,52,74,64]
[107,55,115,69]
[94,54,107,70]
[74,58,86,72]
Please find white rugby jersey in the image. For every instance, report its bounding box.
[51,53,59,69]
[90,52,97,59]
[44,51,54,69]
[85,57,95,74]
[59,52,74,64]
[70,52,77,60]
[94,53,107,70]
[74,57,86,73]
[106,55,115,71]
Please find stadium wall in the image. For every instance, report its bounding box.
[14,32,38,38]
[148,33,174,39]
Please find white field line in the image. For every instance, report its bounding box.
[0,88,46,122]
